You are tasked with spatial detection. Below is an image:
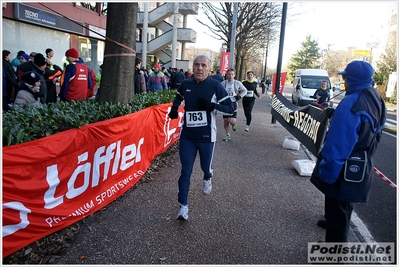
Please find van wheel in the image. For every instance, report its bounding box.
[291,96,296,105]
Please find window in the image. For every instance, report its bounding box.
[78,36,105,73]
[76,2,97,12]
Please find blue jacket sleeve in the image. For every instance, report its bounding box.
[60,64,75,101]
[318,97,361,183]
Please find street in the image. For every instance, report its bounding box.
[282,84,397,245]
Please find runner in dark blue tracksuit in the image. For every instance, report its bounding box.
[168,55,234,220]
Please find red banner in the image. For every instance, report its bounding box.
[220,52,230,76]
[2,103,184,257]
[272,72,288,95]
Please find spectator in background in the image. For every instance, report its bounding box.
[147,63,168,92]
[260,79,266,94]
[60,48,91,102]
[135,57,146,94]
[161,66,171,89]
[16,53,32,82]
[169,68,177,89]
[13,71,43,109]
[3,66,11,111]
[212,69,224,82]
[29,52,37,62]
[142,68,149,86]
[11,50,26,70]
[174,68,185,90]
[184,69,193,79]
[78,57,96,99]
[43,56,63,103]
[45,48,55,70]
[311,80,330,108]
[19,53,30,64]
[265,77,271,91]
[18,53,48,104]
[3,50,19,103]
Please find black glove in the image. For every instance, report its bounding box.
[168,106,178,119]
[325,107,335,119]
[198,97,215,112]
[235,94,241,101]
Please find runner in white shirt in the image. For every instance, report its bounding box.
[221,68,247,141]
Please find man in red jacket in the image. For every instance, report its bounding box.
[60,48,92,102]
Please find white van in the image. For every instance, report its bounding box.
[292,69,332,106]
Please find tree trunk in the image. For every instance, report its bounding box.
[98,3,137,104]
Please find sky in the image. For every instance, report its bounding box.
[190,1,397,66]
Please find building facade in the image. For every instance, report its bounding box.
[2,2,198,73]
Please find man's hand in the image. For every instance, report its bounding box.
[235,94,241,101]
[168,107,178,119]
[198,97,215,112]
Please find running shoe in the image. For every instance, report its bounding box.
[176,204,188,220]
[245,125,250,132]
[232,124,237,131]
[203,179,212,195]
[223,134,231,141]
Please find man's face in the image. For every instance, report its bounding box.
[154,66,159,72]
[193,58,210,82]
[227,71,235,81]
[321,81,327,88]
[66,56,74,63]
[48,51,54,58]
[19,56,27,63]
[247,72,254,80]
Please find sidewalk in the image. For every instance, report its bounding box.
[56,93,360,265]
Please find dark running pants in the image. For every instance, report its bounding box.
[177,139,215,206]
[242,97,255,126]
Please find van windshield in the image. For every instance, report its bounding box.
[301,76,331,89]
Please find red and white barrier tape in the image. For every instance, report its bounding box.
[374,167,397,190]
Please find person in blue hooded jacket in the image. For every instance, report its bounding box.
[168,54,234,221]
[310,60,386,242]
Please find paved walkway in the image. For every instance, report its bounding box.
[56,92,361,265]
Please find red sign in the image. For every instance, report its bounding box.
[2,103,183,257]
[272,72,288,95]
[220,52,230,75]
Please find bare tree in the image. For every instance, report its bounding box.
[98,3,137,104]
[198,2,281,80]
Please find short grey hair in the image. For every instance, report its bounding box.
[227,68,236,73]
[193,54,212,67]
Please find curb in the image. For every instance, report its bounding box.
[383,125,397,134]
